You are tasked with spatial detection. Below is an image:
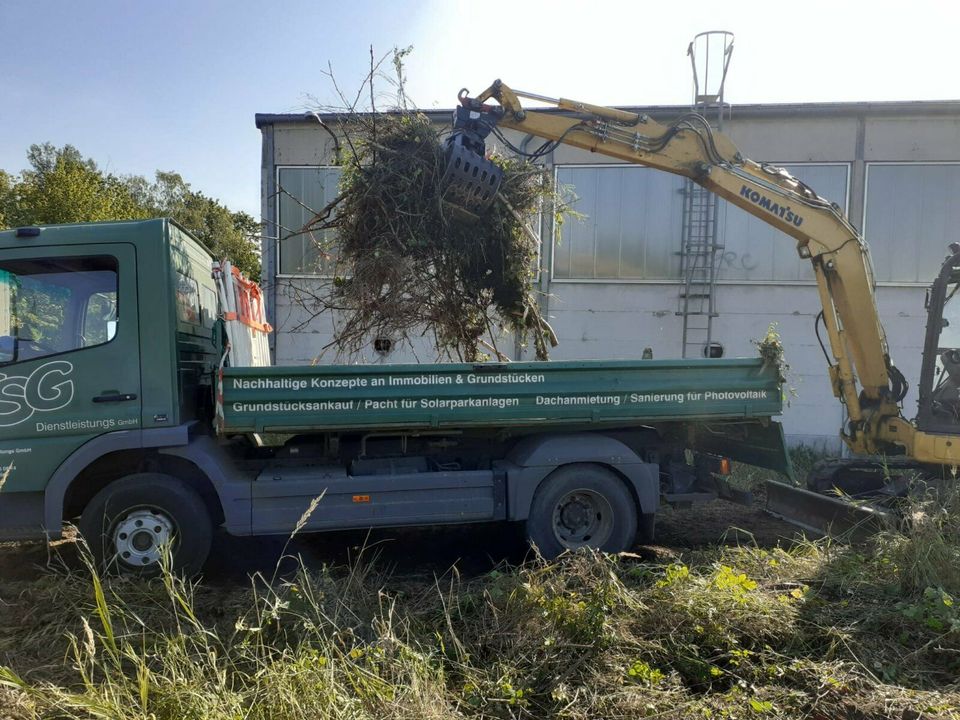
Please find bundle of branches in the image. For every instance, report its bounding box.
[300,111,559,362]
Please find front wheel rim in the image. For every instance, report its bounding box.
[111,508,176,569]
[551,489,614,549]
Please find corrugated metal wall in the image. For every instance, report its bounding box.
[277,166,341,275]
[554,167,685,279]
[864,164,960,283]
[555,164,849,283]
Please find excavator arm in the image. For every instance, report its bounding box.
[448,80,911,457]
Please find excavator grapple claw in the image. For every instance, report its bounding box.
[440,100,505,215]
[441,132,502,214]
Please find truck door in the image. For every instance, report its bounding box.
[0,244,141,510]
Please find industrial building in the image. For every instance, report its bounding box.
[255,98,960,449]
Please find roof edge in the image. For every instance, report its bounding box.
[256,99,960,129]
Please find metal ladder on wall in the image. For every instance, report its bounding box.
[678,31,734,359]
[679,181,721,357]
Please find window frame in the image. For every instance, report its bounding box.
[550,162,687,284]
[276,164,342,278]
[174,271,201,326]
[863,161,960,288]
[0,254,121,366]
[549,161,851,286]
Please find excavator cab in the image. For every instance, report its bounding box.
[917,246,960,434]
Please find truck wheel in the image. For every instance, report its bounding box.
[79,473,212,577]
[637,512,656,544]
[526,464,638,558]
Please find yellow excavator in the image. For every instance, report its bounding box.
[443,80,960,532]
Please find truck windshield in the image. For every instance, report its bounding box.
[0,255,118,364]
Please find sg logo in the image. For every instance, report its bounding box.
[0,361,74,427]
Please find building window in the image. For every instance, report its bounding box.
[716,163,849,282]
[554,163,849,283]
[554,166,685,280]
[277,166,342,275]
[864,163,960,284]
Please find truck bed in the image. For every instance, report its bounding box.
[218,358,782,434]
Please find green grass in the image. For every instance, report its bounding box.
[1,489,959,720]
[725,443,830,492]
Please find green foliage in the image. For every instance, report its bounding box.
[899,587,960,633]
[754,322,787,377]
[0,144,260,279]
[6,143,146,226]
[310,110,564,361]
[4,514,960,719]
[711,564,759,601]
[788,443,828,479]
[626,659,665,685]
[754,322,797,406]
[515,553,625,644]
[132,171,261,280]
[820,489,960,598]
[0,170,13,227]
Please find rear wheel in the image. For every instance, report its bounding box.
[637,512,656,544]
[79,473,212,577]
[526,464,638,558]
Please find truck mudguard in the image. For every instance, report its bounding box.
[501,433,659,521]
[43,424,193,538]
[159,435,253,535]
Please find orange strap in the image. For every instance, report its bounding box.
[226,266,272,333]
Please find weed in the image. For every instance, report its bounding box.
[899,587,960,633]
[1,525,959,719]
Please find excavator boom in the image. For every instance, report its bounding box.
[445,80,923,461]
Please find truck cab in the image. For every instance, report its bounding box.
[0,221,219,549]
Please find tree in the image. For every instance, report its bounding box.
[132,171,261,279]
[8,143,146,226]
[0,144,260,279]
[0,171,12,227]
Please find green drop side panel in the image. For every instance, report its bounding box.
[690,417,795,479]
[219,358,783,434]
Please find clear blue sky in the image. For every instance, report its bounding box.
[1,0,956,218]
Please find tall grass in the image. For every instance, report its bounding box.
[724,443,832,492]
[1,494,959,719]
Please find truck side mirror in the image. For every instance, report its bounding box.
[106,320,117,342]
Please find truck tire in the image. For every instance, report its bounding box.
[79,473,212,577]
[637,512,656,544]
[526,463,638,559]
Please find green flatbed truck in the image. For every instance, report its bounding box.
[0,219,791,574]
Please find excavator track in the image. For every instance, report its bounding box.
[805,456,937,496]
